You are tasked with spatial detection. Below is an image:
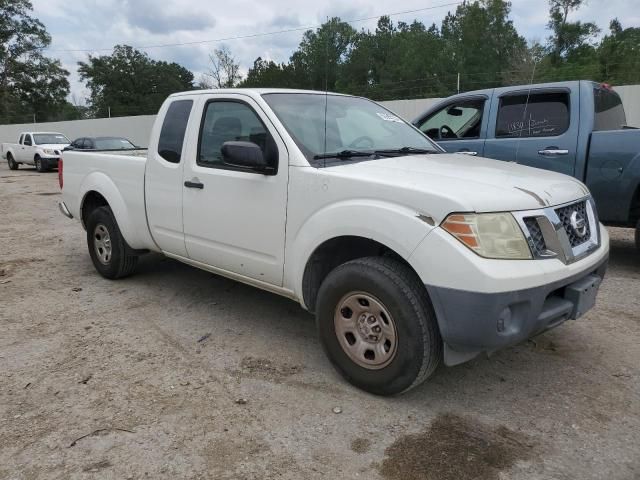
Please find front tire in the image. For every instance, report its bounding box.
[316,257,441,396]
[35,156,45,172]
[86,206,138,279]
[7,153,18,170]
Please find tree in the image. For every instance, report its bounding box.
[200,46,242,88]
[546,0,599,64]
[239,57,294,88]
[441,0,527,91]
[598,19,640,84]
[288,18,357,91]
[0,0,70,124]
[78,45,194,117]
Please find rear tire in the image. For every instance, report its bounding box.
[35,156,45,172]
[7,153,18,170]
[316,256,441,396]
[86,206,138,279]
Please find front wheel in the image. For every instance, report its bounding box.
[316,257,441,396]
[7,153,18,170]
[86,206,138,279]
[35,156,46,172]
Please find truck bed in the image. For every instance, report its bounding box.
[61,150,155,250]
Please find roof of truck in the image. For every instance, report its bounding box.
[169,88,351,98]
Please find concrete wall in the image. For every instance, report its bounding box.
[0,84,637,146]
[0,115,156,147]
[613,85,640,127]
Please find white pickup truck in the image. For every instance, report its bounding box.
[59,89,609,395]
[2,131,70,172]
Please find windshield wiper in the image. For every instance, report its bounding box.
[373,146,439,156]
[313,149,376,160]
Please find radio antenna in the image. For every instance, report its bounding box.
[514,57,539,163]
[323,17,329,168]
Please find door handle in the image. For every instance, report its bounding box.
[538,149,569,156]
[184,180,204,189]
[457,150,478,156]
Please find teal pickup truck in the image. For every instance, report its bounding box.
[413,81,640,249]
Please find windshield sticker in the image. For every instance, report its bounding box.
[376,112,403,123]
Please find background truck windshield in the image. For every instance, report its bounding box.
[262,93,439,163]
[93,137,136,150]
[33,133,69,144]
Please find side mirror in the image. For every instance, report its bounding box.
[221,141,275,174]
[63,146,75,151]
[447,107,463,117]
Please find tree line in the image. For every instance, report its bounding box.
[1,0,639,124]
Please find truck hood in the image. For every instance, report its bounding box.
[322,153,589,220]
[37,143,70,150]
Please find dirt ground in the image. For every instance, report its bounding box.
[1,161,639,480]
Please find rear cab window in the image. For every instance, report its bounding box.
[496,91,570,138]
[593,87,626,131]
[158,99,193,163]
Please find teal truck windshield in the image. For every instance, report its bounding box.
[262,93,440,164]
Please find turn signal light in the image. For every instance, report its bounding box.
[58,159,63,189]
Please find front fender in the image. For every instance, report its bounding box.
[79,172,147,249]
[286,198,436,301]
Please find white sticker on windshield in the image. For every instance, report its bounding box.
[376,112,403,123]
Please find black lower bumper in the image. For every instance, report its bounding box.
[426,256,609,366]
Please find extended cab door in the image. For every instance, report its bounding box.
[20,134,33,162]
[483,87,579,176]
[181,94,288,286]
[414,96,489,156]
[145,98,195,257]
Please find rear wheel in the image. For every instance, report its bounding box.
[316,257,441,396]
[35,156,45,172]
[7,153,18,170]
[86,206,138,279]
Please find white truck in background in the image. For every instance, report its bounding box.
[58,88,609,395]
[2,131,70,172]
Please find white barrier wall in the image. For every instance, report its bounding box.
[0,85,637,146]
[0,115,156,147]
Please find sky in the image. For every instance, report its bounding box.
[31,0,640,103]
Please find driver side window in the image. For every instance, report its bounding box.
[418,98,485,141]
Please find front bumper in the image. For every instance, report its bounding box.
[426,255,608,366]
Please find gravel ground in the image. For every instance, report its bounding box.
[1,161,639,480]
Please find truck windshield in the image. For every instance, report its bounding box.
[593,87,627,131]
[33,133,70,145]
[262,93,440,165]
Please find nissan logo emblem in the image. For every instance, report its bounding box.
[570,211,587,237]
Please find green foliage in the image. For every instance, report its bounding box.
[78,45,194,117]
[241,0,639,100]
[0,0,70,124]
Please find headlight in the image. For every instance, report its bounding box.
[441,212,532,259]
[43,148,55,155]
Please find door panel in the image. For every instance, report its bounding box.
[145,99,194,256]
[484,89,579,176]
[182,95,288,286]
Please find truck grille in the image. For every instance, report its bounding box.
[515,197,600,265]
[523,217,547,256]
[555,200,591,247]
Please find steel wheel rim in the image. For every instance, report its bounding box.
[93,224,112,265]
[35,158,40,169]
[334,291,398,370]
